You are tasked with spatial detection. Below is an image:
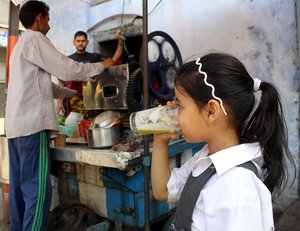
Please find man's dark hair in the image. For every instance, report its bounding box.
[74,31,88,40]
[19,1,49,29]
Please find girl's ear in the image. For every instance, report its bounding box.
[206,99,221,121]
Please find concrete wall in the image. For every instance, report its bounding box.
[44,0,299,207]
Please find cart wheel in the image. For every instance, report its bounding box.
[45,203,99,231]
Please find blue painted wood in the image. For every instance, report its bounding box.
[102,140,204,228]
[168,140,205,157]
[102,166,170,228]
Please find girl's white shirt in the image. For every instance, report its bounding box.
[167,143,275,231]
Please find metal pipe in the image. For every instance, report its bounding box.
[142,4,149,107]
[5,2,19,90]
[142,0,151,230]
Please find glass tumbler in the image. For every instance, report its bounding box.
[129,105,179,135]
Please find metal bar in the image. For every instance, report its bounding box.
[50,146,142,170]
[142,5,149,107]
[5,2,19,89]
[142,0,151,230]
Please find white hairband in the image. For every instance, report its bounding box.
[195,58,228,115]
[253,78,261,92]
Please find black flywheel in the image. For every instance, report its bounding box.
[143,31,183,101]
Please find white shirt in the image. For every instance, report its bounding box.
[167,143,275,231]
[5,29,104,138]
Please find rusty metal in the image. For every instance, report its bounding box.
[5,1,19,89]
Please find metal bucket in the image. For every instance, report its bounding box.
[86,126,120,148]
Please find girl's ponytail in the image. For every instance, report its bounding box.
[242,81,295,194]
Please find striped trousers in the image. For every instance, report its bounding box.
[8,131,52,231]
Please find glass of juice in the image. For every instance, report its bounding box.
[129,105,179,135]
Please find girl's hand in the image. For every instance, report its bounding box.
[153,130,177,144]
[154,101,180,143]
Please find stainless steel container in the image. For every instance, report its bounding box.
[86,126,120,148]
[82,64,129,110]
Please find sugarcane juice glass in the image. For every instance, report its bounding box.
[129,105,179,135]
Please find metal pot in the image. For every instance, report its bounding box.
[92,111,121,128]
[86,126,120,148]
